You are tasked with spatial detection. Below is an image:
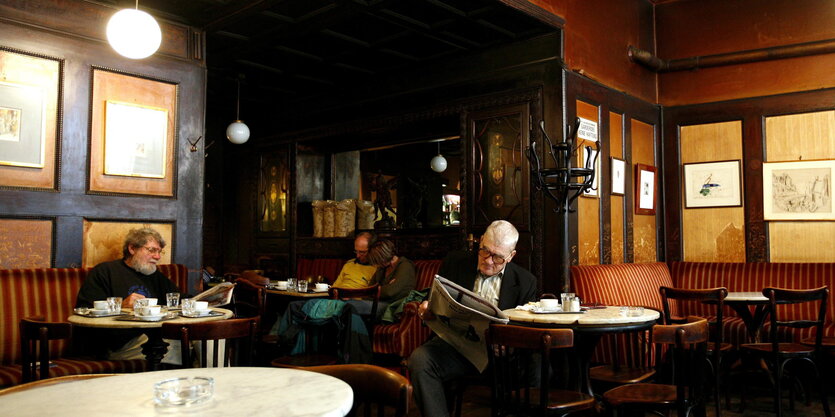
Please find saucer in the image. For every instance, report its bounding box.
[88,309,112,316]
[136,313,167,321]
[182,309,214,318]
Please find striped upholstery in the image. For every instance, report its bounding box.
[296,258,346,285]
[670,262,835,344]
[372,259,442,358]
[0,264,188,387]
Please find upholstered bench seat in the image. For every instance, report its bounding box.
[0,358,146,387]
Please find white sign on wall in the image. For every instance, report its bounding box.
[577,117,598,142]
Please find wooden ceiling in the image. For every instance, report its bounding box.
[106,0,560,132]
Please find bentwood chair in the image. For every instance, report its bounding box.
[602,317,709,417]
[305,364,412,417]
[740,286,831,417]
[233,277,277,363]
[487,323,595,417]
[0,374,118,396]
[660,286,731,417]
[160,317,259,368]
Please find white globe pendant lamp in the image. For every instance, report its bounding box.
[430,142,447,173]
[226,78,250,144]
[106,1,161,59]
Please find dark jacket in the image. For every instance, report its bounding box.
[436,250,538,310]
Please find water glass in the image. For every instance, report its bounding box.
[560,293,575,310]
[107,296,122,313]
[297,280,308,293]
[134,298,151,315]
[182,298,196,316]
[166,292,180,308]
[287,277,297,292]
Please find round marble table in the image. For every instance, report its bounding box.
[503,306,660,397]
[68,308,234,370]
[0,367,353,417]
[725,291,769,342]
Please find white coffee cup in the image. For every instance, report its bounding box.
[93,300,109,311]
[275,281,288,290]
[315,283,328,292]
[539,298,559,311]
[139,305,162,316]
[145,298,158,306]
[194,301,209,311]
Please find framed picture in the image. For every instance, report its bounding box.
[82,219,173,267]
[579,140,599,198]
[0,47,61,191]
[0,217,54,268]
[88,67,178,197]
[635,163,657,215]
[682,160,743,208]
[611,157,626,195]
[763,159,834,221]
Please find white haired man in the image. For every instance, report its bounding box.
[408,220,538,417]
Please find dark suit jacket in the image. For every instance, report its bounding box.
[436,250,538,310]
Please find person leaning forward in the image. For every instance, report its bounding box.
[75,227,180,360]
[407,220,538,417]
[331,231,379,288]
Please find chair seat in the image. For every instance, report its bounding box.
[800,336,835,348]
[708,341,734,353]
[271,354,338,368]
[741,342,814,356]
[539,388,596,412]
[603,383,677,406]
[590,365,656,384]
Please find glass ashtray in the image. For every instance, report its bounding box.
[153,376,214,407]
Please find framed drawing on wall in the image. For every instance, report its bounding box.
[0,47,62,191]
[82,219,174,267]
[88,67,178,197]
[611,157,626,195]
[0,216,55,268]
[635,163,656,215]
[683,160,742,208]
[763,159,834,221]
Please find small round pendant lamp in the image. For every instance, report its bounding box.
[106,1,161,59]
[430,142,447,173]
[226,78,250,144]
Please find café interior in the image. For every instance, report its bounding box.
[1,0,835,415]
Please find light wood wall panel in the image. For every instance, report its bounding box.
[631,119,656,263]
[577,100,600,265]
[679,121,745,262]
[609,112,624,264]
[765,110,835,262]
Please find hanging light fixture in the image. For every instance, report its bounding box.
[430,142,448,173]
[106,0,161,59]
[226,78,250,144]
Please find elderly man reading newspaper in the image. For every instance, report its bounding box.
[408,220,538,417]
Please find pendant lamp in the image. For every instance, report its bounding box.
[106,0,161,59]
[226,78,250,144]
[430,142,447,173]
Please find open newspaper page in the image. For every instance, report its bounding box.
[425,275,508,372]
[192,282,235,307]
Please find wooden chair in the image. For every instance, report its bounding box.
[740,286,831,417]
[0,374,118,396]
[160,317,259,368]
[602,317,709,417]
[305,364,412,416]
[660,286,731,417]
[487,323,595,417]
[329,285,381,323]
[233,277,277,363]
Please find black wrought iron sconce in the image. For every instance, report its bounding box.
[527,118,600,213]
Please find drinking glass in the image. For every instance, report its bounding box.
[182,298,196,316]
[297,280,308,293]
[560,293,575,311]
[134,298,151,315]
[287,277,297,292]
[166,292,180,308]
[107,296,122,313]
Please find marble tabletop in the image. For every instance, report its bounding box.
[503,306,660,326]
[0,367,353,417]
[68,307,234,329]
[725,292,769,302]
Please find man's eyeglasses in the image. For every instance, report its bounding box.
[354,250,368,255]
[143,246,166,256]
[478,247,511,265]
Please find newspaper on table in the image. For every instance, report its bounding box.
[425,275,508,372]
[191,281,235,307]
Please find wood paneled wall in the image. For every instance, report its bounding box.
[577,100,600,265]
[631,119,657,263]
[609,112,625,264]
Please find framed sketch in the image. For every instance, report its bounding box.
[635,163,657,215]
[0,47,61,191]
[611,157,626,195]
[82,219,173,267]
[88,67,178,197]
[0,217,54,268]
[763,159,834,221]
[579,140,599,198]
[683,160,743,208]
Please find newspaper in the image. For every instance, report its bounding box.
[192,281,235,307]
[425,276,508,372]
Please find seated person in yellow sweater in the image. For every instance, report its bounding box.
[342,238,417,318]
[331,231,378,288]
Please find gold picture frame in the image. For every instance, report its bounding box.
[88,67,178,197]
[82,219,174,268]
[0,47,62,191]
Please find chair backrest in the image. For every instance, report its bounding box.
[160,317,259,368]
[0,373,118,396]
[763,286,829,351]
[330,284,381,323]
[305,364,412,416]
[651,318,709,409]
[660,286,727,346]
[19,316,72,382]
[232,277,267,319]
[486,323,574,414]
[240,271,270,287]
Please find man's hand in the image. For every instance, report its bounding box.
[417,300,435,321]
[123,293,146,308]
